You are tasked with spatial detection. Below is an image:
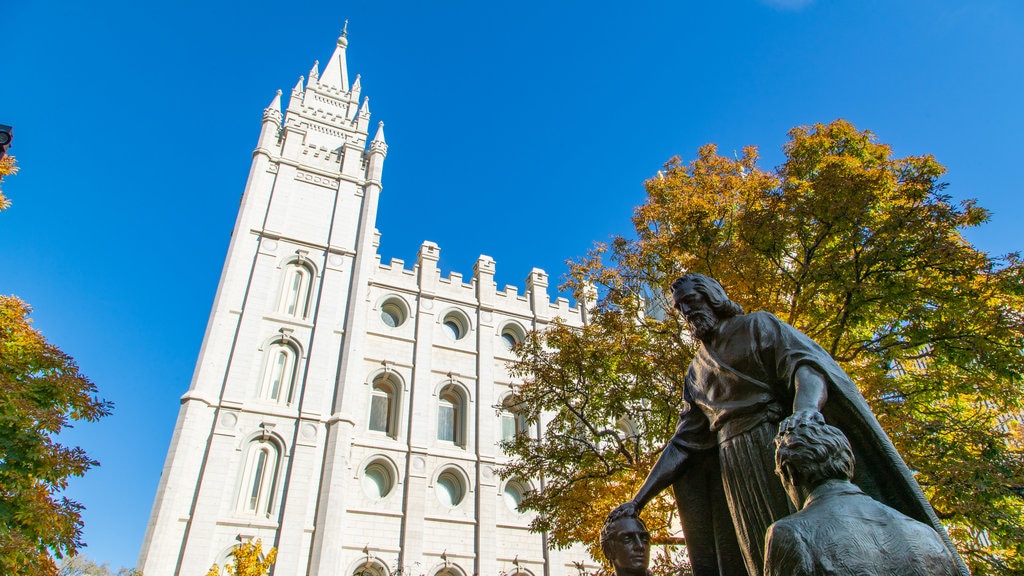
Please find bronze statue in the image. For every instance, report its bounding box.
[609,274,966,576]
[600,509,652,576]
[765,415,959,575]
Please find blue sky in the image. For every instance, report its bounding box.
[1,0,1022,570]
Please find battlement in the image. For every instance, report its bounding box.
[373,241,584,321]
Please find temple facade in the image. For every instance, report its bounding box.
[138,29,596,576]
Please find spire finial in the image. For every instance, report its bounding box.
[341,19,349,38]
[263,90,283,123]
[370,120,388,154]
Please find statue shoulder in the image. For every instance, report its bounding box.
[729,310,788,334]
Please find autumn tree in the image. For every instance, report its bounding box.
[205,540,277,576]
[0,158,113,575]
[57,555,142,576]
[502,120,1024,575]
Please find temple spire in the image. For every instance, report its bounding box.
[266,90,282,114]
[371,121,386,146]
[319,20,350,90]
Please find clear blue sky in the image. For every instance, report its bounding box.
[1,0,1022,570]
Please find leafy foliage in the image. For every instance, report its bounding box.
[205,540,277,576]
[0,155,16,211]
[57,555,142,576]
[0,159,114,575]
[503,120,1024,575]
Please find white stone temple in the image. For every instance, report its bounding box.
[137,27,597,576]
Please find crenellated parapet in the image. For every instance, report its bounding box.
[372,240,584,323]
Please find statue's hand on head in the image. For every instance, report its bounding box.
[608,500,642,524]
[780,409,825,435]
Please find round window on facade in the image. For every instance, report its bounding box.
[380,298,408,328]
[499,323,525,351]
[442,311,468,341]
[502,479,529,513]
[434,469,466,507]
[362,460,395,500]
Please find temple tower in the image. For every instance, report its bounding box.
[139,30,595,576]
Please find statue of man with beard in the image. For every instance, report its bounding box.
[608,273,966,576]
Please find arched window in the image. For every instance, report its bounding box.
[261,341,298,403]
[238,439,280,516]
[278,260,314,319]
[437,384,467,446]
[354,561,389,576]
[369,374,400,437]
[500,395,530,442]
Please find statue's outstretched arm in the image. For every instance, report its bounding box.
[610,443,689,521]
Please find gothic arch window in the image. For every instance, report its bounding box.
[437,383,468,446]
[261,340,298,403]
[278,259,315,319]
[369,373,401,437]
[499,393,530,443]
[237,438,281,517]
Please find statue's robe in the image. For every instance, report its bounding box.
[666,311,966,576]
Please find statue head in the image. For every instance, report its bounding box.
[600,510,651,576]
[669,274,744,341]
[774,417,855,508]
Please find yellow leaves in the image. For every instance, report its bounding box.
[0,155,16,211]
[511,118,1023,575]
[206,540,277,576]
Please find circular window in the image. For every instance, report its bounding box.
[380,298,407,328]
[499,323,526,351]
[503,479,529,513]
[434,469,466,507]
[442,311,468,341]
[362,460,394,500]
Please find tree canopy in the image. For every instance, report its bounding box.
[502,120,1024,575]
[57,555,141,576]
[0,158,113,575]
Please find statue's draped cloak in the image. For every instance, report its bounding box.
[667,311,967,576]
